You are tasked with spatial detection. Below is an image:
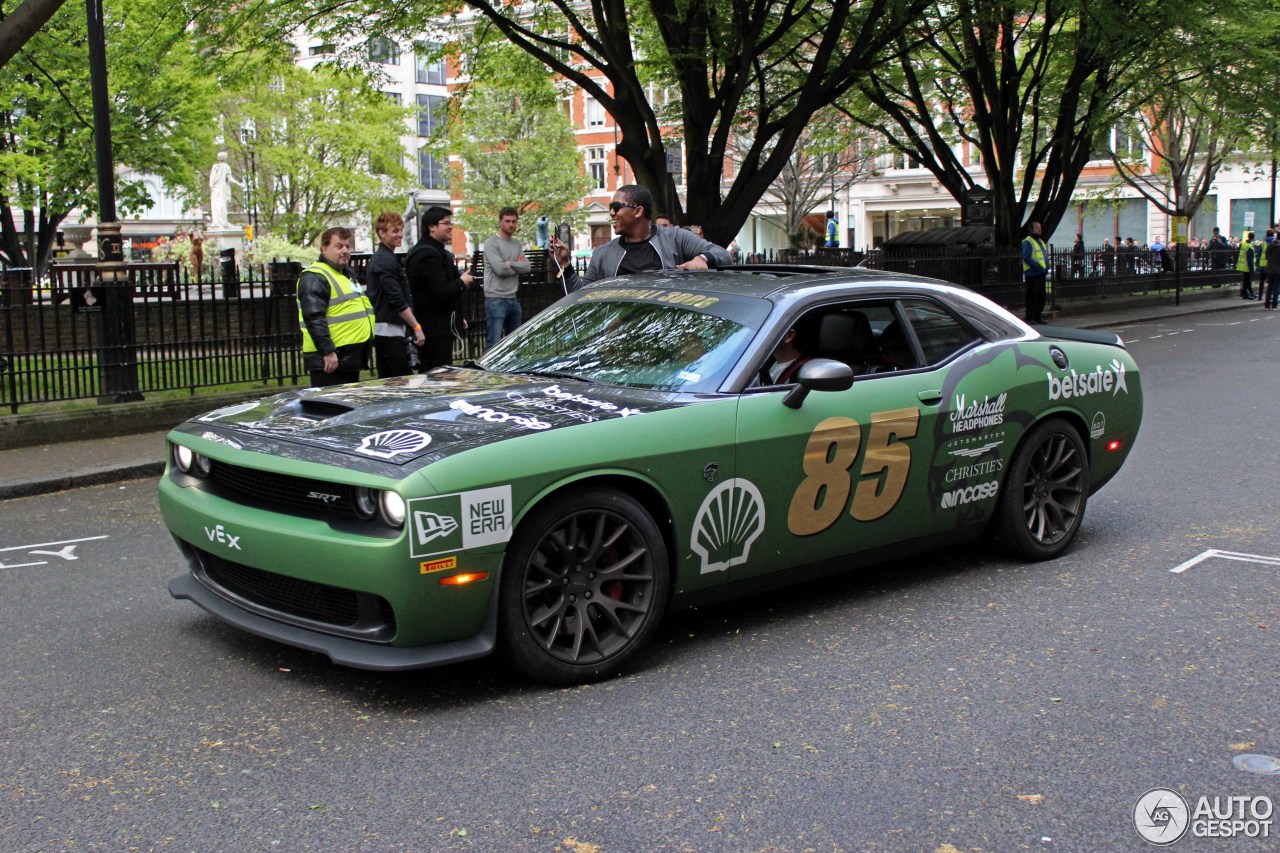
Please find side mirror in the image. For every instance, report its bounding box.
[783,358,854,409]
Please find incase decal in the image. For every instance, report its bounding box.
[200,431,243,450]
[449,399,551,430]
[691,478,765,574]
[357,429,431,459]
[1047,359,1129,401]
[197,401,259,422]
[408,485,513,558]
[940,481,999,509]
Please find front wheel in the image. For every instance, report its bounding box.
[994,419,1090,560]
[498,488,669,684]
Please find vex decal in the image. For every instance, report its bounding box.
[408,486,513,558]
[691,478,765,574]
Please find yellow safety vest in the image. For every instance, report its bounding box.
[1022,235,1047,274]
[1237,241,1255,272]
[297,262,374,353]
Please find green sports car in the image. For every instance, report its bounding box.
[160,266,1142,684]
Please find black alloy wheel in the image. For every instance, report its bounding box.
[995,419,1090,560]
[499,488,669,684]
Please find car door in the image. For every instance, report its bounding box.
[712,299,950,584]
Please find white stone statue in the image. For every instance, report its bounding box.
[208,151,244,228]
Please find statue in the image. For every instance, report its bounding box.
[208,152,243,229]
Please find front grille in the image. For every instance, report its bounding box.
[207,460,357,517]
[197,547,395,639]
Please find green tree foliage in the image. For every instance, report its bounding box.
[0,0,215,276]
[845,0,1219,245]
[216,60,416,247]
[436,43,589,244]
[239,0,930,246]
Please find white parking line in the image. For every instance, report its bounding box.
[0,535,109,553]
[1170,548,1280,574]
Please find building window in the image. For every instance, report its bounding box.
[416,45,446,85]
[585,96,606,128]
[367,37,400,65]
[383,91,401,105]
[586,146,607,191]
[308,44,334,56]
[419,145,447,190]
[417,93,446,137]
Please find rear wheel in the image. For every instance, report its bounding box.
[499,488,669,684]
[995,419,1089,560]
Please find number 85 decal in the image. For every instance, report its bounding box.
[787,408,920,536]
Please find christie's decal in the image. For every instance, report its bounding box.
[1047,359,1129,401]
[408,485,513,558]
[944,458,1002,484]
[949,393,1007,433]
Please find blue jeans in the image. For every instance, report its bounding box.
[485,297,522,349]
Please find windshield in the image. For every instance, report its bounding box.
[479,293,769,392]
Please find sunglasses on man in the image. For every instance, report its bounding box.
[609,201,642,214]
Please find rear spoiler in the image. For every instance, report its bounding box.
[1033,325,1125,349]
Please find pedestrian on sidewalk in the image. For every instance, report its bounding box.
[1267,236,1280,310]
[406,206,474,371]
[297,227,375,387]
[481,207,531,350]
[366,211,425,378]
[1237,232,1257,300]
[1022,221,1049,324]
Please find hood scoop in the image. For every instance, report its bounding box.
[299,398,356,419]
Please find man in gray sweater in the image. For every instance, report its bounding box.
[481,207,532,349]
[550,184,731,291]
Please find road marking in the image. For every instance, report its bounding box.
[1170,548,1280,574]
[0,535,109,570]
[0,535,109,553]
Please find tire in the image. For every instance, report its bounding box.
[994,419,1090,560]
[498,488,670,684]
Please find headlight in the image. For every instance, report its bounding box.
[353,487,378,520]
[173,444,194,472]
[379,491,406,528]
[192,453,212,478]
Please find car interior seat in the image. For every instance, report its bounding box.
[817,311,877,374]
[876,320,917,371]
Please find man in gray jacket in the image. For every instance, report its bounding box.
[481,207,532,349]
[550,184,731,290]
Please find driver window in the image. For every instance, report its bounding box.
[755,300,907,385]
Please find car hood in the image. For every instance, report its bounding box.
[174,366,691,468]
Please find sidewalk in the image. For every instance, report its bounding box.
[0,288,1262,501]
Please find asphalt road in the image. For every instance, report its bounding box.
[1,312,1277,853]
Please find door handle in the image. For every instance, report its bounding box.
[917,390,943,405]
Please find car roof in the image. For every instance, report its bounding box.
[579,264,975,305]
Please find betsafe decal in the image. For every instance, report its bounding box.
[1047,358,1128,401]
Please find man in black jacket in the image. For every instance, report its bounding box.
[405,206,475,371]
[365,211,425,378]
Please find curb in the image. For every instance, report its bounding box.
[0,461,165,501]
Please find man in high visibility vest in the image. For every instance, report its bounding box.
[1236,231,1256,300]
[297,226,375,387]
[1021,220,1049,324]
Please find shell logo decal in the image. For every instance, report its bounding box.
[691,478,766,574]
[356,429,432,459]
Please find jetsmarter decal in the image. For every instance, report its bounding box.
[1047,358,1128,401]
[949,393,1007,434]
[408,486,513,558]
[788,408,920,536]
[691,478,765,574]
[356,429,431,459]
[947,440,1003,459]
